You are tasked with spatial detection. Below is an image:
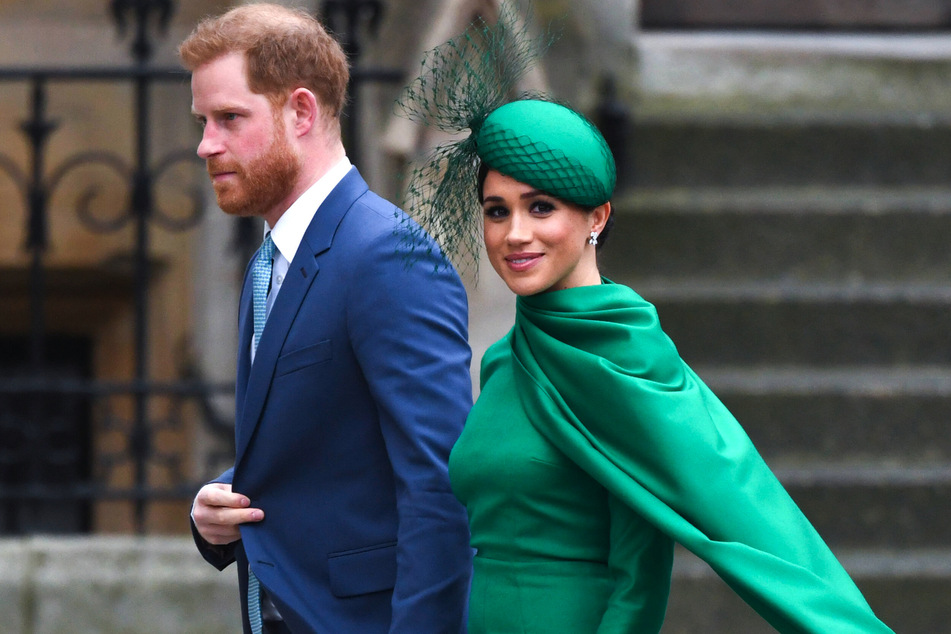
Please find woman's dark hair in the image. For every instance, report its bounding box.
[477,161,614,251]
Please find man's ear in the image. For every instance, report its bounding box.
[287,87,318,136]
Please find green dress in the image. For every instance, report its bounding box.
[449,280,893,634]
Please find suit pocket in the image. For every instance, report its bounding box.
[274,339,333,377]
[327,541,397,598]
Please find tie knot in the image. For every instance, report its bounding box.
[259,233,275,262]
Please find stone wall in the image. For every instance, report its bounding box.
[0,536,239,633]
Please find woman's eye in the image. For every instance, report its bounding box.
[484,205,509,219]
[531,200,555,214]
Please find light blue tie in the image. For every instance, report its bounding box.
[247,569,263,634]
[247,233,274,634]
[252,233,275,353]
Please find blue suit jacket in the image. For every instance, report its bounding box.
[195,168,473,633]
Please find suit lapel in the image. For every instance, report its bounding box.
[234,168,369,470]
[235,267,254,431]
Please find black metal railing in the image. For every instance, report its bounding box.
[0,0,401,534]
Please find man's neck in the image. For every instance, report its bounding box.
[263,141,346,227]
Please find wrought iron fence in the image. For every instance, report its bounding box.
[0,0,401,535]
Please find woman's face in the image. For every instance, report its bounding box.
[481,170,608,296]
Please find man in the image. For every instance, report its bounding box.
[180,4,473,633]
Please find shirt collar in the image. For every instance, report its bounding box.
[266,156,352,263]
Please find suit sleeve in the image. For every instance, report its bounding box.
[346,222,473,633]
[191,467,238,571]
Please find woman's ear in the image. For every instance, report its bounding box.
[591,202,611,234]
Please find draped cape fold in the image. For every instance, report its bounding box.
[504,280,892,634]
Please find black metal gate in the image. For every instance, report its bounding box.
[0,0,400,535]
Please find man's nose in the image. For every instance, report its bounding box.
[196,125,222,159]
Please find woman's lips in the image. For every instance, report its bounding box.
[505,252,542,272]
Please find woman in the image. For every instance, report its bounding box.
[396,11,893,632]
[443,99,894,633]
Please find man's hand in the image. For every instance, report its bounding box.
[191,483,264,545]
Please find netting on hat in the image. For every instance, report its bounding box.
[395,3,551,273]
[477,125,613,208]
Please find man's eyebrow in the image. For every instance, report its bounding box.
[191,104,250,118]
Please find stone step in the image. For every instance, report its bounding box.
[603,187,951,283]
[624,119,951,188]
[773,462,951,549]
[632,33,951,126]
[664,548,951,633]
[629,282,951,366]
[697,365,951,463]
[640,0,951,30]
[651,458,950,550]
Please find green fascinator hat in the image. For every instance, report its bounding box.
[396,5,615,270]
[476,99,616,208]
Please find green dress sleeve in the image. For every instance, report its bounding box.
[510,281,893,634]
[597,494,673,633]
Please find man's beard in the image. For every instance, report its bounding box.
[207,132,301,218]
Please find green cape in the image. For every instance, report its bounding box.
[505,280,892,633]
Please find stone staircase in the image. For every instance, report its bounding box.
[602,33,951,633]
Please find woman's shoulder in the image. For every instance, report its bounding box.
[479,331,515,388]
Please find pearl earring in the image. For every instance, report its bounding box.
[588,231,599,246]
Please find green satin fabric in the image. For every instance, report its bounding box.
[451,336,672,633]
[482,279,891,633]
